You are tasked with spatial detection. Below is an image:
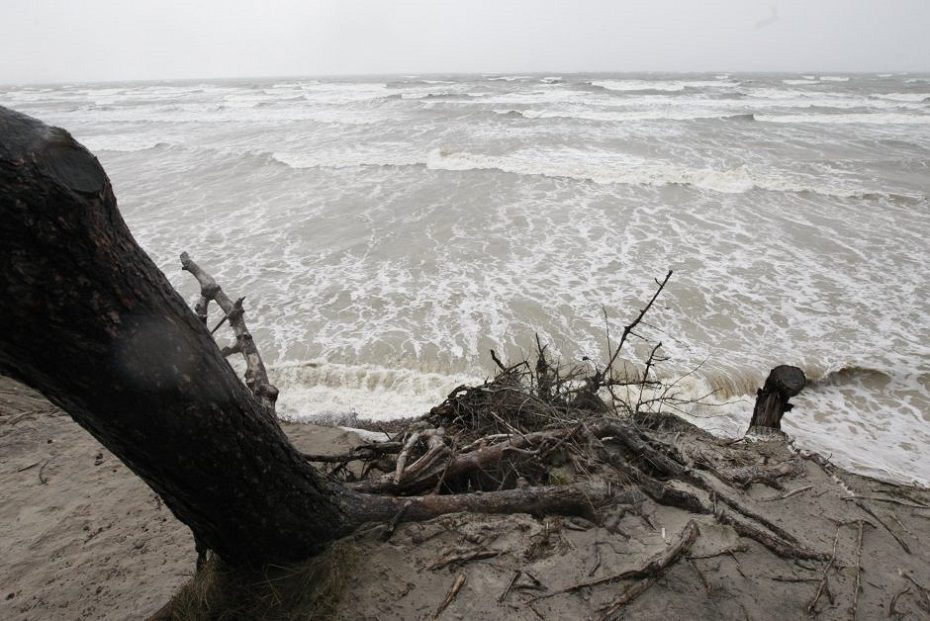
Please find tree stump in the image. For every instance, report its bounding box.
[747,365,806,435]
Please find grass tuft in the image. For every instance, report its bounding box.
[166,539,356,621]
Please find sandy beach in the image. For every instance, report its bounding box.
[0,377,363,620]
[4,374,930,620]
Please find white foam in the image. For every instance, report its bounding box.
[269,358,930,485]
[756,112,930,124]
[271,361,481,421]
[12,76,929,487]
[271,147,423,169]
[592,79,738,92]
[669,367,930,486]
[424,147,879,197]
[819,75,850,82]
[78,134,172,152]
[872,92,930,102]
[782,79,821,85]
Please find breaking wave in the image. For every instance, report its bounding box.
[590,79,740,92]
[271,361,479,421]
[267,145,914,201]
[693,364,894,400]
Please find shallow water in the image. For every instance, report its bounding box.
[3,72,928,484]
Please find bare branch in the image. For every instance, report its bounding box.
[600,270,672,391]
[180,252,278,413]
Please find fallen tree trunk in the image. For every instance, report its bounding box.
[0,107,613,567]
[0,106,357,565]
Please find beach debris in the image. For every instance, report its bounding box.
[433,573,466,619]
[747,365,806,434]
[806,526,840,615]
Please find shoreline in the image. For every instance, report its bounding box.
[4,374,930,619]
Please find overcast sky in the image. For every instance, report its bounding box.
[2,0,928,84]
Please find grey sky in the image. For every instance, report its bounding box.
[2,0,928,84]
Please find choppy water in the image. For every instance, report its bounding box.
[3,73,928,485]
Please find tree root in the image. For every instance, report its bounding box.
[716,460,803,490]
[596,520,699,620]
[351,428,572,495]
[535,520,699,604]
[353,482,629,528]
[852,499,911,555]
[716,511,826,561]
[592,428,825,560]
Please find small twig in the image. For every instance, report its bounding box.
[536,520,698,603]
[429,549,500,571]
[209,297,244,335]
[38,460,49,484]
[772,576,821,583]
[594,522,699,620]
[843,495,930,510]
[527,602,545,620]
[853,500,910,554]
[588,542,603,577]
[499,570,520,603]
[889,586,910,618]
[728,551,748,580]
[849,519,868,620]
[601,270,673,389]
[889,514,914,538]
[433,573,466,619]
[689,558,710,592]
[807,527,840,615]
[901,572,930,610]
[380,500,412,542]
[489,349,507,372]
[761,485,813,502]
[16,461,41,473]
[634,341,663,416]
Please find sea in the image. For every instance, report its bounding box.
[2,73,928,485]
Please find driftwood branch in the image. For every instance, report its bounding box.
[180,252,278,413]
[351,428,573,495]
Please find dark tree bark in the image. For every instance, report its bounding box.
[0,107,606,566]
[0,106,359,565]
[747,365,806,433]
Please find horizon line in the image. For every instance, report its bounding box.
[3,68,928,88]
